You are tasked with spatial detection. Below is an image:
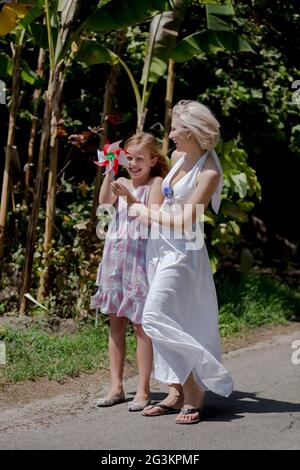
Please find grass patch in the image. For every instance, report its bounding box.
[217,272,300,337]
[0,273,299,384]
[0,321,136,385]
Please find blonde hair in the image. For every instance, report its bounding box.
[124,132,169,178]
[172,100,220,150]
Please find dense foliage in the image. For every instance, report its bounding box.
[0,0,299,318]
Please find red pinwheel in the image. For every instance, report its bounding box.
[94,140,129,176]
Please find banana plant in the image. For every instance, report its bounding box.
[22,0,100,310]
[146,0,254,151]
[0,1,43,260]
[139,0,187,131]
[0,1,47,262]
[75,0,184,132]
[17,0,173,311]
[75,0,253,135]
[140,0,187,150]
[162,0,254,152]
[0,26,24,260]
[0,0,173,309]
[37,0,173,304]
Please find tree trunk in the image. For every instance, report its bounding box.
[25,47,46,194]
[0,42,22,260]
[92,65,120,218]
[19,0,87,313]
[19,68,60,315]
[91,29,126,220]
[92,32,125,219]
[37,68,64,301]
[136,108,148,134]
[162,59,175,156]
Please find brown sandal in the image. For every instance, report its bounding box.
[141,403,181,416]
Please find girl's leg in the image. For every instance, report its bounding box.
[103,314,128,399]
[175,373,205,424]
[132,323,153,402]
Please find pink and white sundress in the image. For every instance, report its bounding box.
[91,182,151,324]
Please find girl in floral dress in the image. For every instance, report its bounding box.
[91,133,168,411]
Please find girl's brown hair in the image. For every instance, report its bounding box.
[124,132,169,178]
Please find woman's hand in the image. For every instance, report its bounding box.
[128,203,150,225]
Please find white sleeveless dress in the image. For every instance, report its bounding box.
[142,151,233,397]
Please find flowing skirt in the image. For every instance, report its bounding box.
[143,232,233,397]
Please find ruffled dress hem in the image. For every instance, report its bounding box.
[90,284,147,324]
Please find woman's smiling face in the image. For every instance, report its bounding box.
[169,117,189,152]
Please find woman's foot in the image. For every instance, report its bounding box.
[142,388,183,416]
[175,407,202,424]
[175,385,205,424]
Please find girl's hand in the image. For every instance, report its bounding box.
[111,181,131,198]
[128,203,149,225]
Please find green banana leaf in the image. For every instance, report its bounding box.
[18,0,44,30]
[141,0,187,84]
[87,0,171,32]
[20,58,38,84]
[75,39,118,66]
[172,29,254,62]
[0,50,39,84]
[29,23,58,49]
[206,1,234,31]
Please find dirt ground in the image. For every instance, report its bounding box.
[0,321,299,410]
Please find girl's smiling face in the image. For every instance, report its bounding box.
[126,144,157,181]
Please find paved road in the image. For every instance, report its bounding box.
[0,329,300,450]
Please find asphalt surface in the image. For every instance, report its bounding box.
[0,329,299,450]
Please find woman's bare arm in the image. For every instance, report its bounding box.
[129,156,220,229]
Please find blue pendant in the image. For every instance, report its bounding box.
[163,185,174,199]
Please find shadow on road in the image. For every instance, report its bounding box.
[203,390,300,421]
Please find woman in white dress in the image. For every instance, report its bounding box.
[129,100,233,424]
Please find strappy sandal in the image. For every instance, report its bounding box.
[128,399,152,412]
[175,407,202,425]
[141,402,181,416]
[96,393,126,407]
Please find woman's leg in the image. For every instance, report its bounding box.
[103,314,128,399]
[142,383,184,416]
[132,323,153,402]
[175,373,205,423]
